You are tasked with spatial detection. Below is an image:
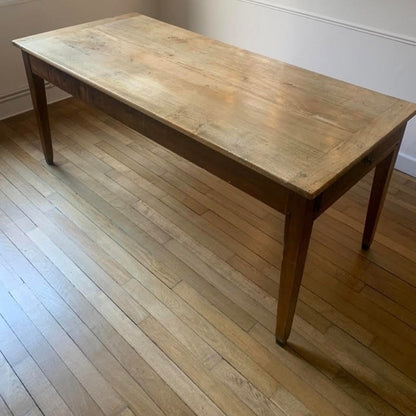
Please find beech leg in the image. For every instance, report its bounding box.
[362,145,400,250]
[22,51,53,165]
[276,194,314,345]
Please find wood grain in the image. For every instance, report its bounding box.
[13,13,416,198]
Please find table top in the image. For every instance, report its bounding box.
[13,13,416,198]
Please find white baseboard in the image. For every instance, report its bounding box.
[0,84,70,121]
[396,152,416,178]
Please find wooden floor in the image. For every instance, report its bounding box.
[0,98,415,416]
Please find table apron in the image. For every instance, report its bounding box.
[313,124,405,219]
[28,53,291,213]
[28,52,405,220]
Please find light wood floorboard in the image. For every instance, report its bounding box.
[0,98,415,416]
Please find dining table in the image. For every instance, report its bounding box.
[13,13,416,345]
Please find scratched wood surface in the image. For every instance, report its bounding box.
[13,13,416,198]
[0,98,416,416]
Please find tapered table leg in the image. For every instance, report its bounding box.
[22,51,53,165]
[362,144,400,250]
[276,194,314,346]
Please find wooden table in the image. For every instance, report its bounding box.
[13,14,416,345]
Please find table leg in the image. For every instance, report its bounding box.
[276,194,314,346]
[22,52,53,165]
[362,145,400,250]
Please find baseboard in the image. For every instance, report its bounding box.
[396,152,416,178]
[0,84,70,121]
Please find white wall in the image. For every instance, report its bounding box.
[0,0,158,119]
[240,0,416,40]
[159,0,416,177]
